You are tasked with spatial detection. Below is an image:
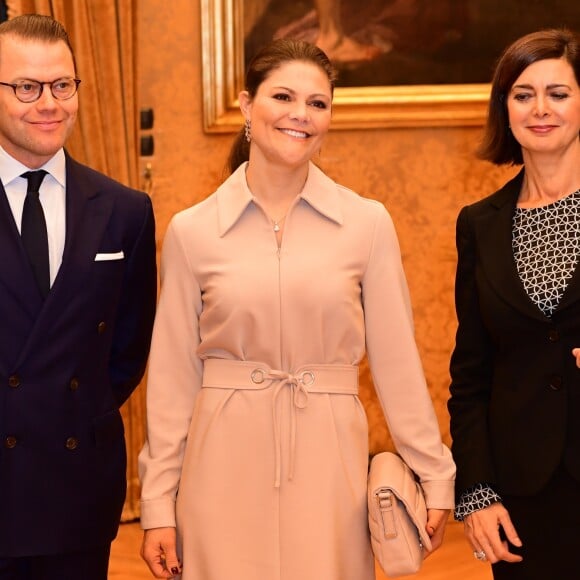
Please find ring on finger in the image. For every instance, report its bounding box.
[473,550,487,561]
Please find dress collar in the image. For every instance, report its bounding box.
[216,161,344,237]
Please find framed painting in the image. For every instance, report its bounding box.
[201,0,580,132]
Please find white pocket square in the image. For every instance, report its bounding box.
[94,251,124,261]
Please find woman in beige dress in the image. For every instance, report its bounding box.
[139,39,455,580]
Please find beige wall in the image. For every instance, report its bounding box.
[138,1,517,454]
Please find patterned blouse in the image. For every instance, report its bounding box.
[455,189,580,521]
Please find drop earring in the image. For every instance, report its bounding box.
[244,119,251,143]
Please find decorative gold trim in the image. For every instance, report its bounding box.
[201,0,490,132]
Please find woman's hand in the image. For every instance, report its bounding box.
[572,348,580,367]
[141,526,181,578]
[424,508,450,556]
[463,503,523,564]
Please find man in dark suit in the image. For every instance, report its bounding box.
[0,14,157,579]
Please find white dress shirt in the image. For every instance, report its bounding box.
[0,146,66,287]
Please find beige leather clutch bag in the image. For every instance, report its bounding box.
[368,451,432,577]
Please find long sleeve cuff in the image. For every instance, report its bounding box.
[454,483,502,521]
[139,496,177,530]
[421,479,455,510]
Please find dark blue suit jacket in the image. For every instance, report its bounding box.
[0,153,157,557]
[449,170,580,500]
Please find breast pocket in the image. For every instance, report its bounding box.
[93,253,126,283]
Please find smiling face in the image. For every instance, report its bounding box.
[507,57,580,159]
[239,60,332,171]
[0,35,78,168]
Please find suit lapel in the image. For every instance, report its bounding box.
[475,170,548,322]
[12,156,115,366]
[48,155,115,299]
[556,270,580,313]
[551,189,580,313]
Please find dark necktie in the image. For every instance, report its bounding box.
[21,170,50,298]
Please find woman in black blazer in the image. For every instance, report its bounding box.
[448,28,580,579]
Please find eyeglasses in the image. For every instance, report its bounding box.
[0,77,81,103]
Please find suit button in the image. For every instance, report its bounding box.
[65,437,79,450]
[5,436,17,448]
[97,321,106,334]
[69,378,80,391]
[549,376,563,391]
[8,375,20,388]
[548,329,560,342]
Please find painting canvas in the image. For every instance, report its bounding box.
[201,0,580,131]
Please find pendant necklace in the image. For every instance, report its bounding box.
[272,212,288,232]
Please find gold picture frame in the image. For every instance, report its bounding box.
[200,0,490,132]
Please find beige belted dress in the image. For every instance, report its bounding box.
[139,162,455,580]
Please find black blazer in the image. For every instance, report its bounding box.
[0,153,157,557]
[449,170,580,499]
